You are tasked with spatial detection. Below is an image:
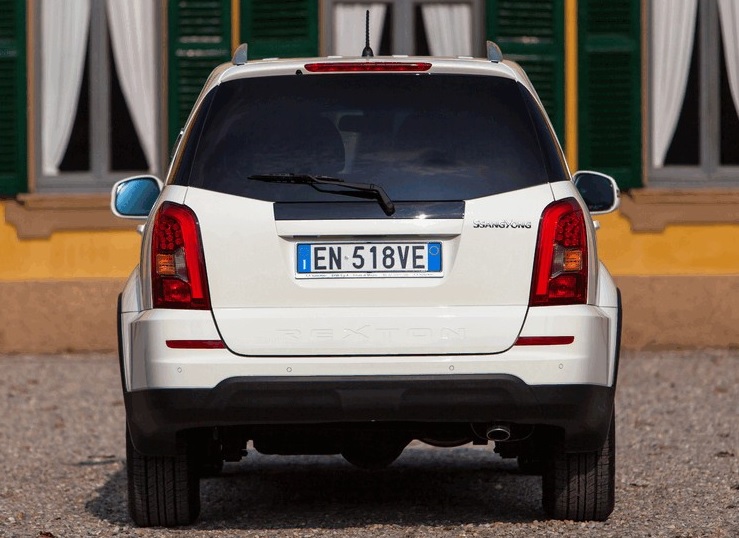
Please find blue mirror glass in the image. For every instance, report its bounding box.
[114,177,161,217]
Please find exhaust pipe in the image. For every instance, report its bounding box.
[485,424,511,442]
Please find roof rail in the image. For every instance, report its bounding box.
[486,41,503,63]
[232,43,248,65]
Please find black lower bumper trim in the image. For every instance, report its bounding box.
[125,375,614,456]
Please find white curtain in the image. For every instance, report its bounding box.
[651,0,698,168]
[106,0,159,172]
[41,0,91,176]
[421,3,473,57]
[334,3,387,56]
[718,0,739,123]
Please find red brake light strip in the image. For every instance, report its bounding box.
[304,62,432,73]
[514,336,575,346]
[166,340,225,349]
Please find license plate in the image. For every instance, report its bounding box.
[296,242,442,278]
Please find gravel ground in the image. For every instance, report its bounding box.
[0,349,737,538]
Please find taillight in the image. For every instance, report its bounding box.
[530,198,588,306]
[150,202,210,309]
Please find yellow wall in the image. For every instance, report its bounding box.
[1,201,737,281]
[597,212,739,275]
[0,202,141,281]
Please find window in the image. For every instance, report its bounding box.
[33,0,163,193]
[649,0,739,187]
[182,75,565,201]
[322,0,484,57]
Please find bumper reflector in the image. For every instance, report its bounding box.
[166,340,226,349]
[514,336,575,346]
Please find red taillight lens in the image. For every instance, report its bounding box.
[304,62,432,73]
[151,202,210,309]
[166,340,225,349]
[530,198,588,306]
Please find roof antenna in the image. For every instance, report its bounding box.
[361,10,374,57]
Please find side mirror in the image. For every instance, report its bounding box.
[573,171,620,215]
[111,175,163,219]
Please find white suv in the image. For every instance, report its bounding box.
[113,42,622,527]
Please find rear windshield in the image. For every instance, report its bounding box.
[180,74,567,202]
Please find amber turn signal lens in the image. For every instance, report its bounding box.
[156,253,176,276]
[563,249,583,272]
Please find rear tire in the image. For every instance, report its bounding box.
[542,412,615,521]
[126,427,200,527]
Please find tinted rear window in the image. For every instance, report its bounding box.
[182,74,566,202]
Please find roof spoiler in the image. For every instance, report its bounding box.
[231,40,502,64]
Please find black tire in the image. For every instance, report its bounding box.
[126,427,200,527]
[542,413,616,521]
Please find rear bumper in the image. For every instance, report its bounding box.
[123,304,617,390]
[125,374,615,456]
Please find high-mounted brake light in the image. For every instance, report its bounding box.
[530,198,588,306]
[304,62,432,73]
[151,202,210,309]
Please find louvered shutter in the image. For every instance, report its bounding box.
[578,0,642,188]
[486,0,565,141]
[241,0,318,60]
[0,0,26,195]
[168,0,232,146]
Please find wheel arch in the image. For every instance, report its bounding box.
[118,269,143,393]
[596,262,621,387]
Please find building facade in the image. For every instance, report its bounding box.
[0,0,737,353]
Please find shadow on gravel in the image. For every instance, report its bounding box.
[87,447,543,530]
[86,465,130,526]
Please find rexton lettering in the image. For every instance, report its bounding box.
[277,327,466,341]
[472,219,532,229]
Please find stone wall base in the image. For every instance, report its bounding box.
[0,279,126,354]
[0,276,736,354]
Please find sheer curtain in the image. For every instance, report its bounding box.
[421,3,473,57]
[106,0,159,172]
[651,0,698,168]
[334,3,387,56]
[41,0,91,176]
[718,0,739,122]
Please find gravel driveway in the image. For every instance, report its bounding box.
[0,349,736,537]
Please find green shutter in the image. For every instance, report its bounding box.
[168,0,232,146]
[0,0,26,196]
[486,0,565,141]
[578,0,642,189]
[240,0,318,60]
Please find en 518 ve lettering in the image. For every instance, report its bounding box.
[297,242,442,276]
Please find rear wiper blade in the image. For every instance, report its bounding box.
[249,173,396,216]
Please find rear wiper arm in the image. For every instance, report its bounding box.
[249,173,396,216]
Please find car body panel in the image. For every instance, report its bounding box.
[125,303,609,391]
[183,184,554,356]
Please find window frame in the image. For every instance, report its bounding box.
[647,0,739,188]
[320,0,484,58]
[31,0,165,194]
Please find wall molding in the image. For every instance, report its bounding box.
[4,194,139,239]
[620,189,739,232]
